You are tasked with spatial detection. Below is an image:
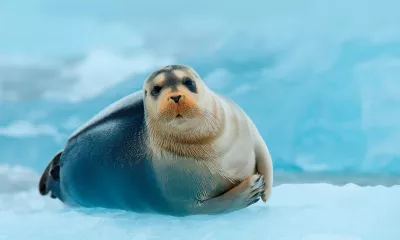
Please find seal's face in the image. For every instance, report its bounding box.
[143,65,222,157]
[143,65,208,128]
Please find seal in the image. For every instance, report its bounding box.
[38,64,273,216]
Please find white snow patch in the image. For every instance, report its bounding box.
[0,165,398,240]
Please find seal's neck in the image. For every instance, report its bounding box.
[145,94,225,160]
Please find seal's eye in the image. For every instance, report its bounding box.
[183,78,193,87]
[151,86,162,96]
[182,78,197,93]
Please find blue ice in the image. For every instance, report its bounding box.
[2,0,400,175]
[1,1,400,239]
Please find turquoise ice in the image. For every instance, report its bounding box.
[0,1,399,239]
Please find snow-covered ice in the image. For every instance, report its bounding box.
[0,165,398,240]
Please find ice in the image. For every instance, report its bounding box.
[1,1,400,238]
[0,165,398,240]
[2,0,400,174]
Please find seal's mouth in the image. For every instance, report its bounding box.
[166,113,187,126]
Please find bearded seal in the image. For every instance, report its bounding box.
[38,64,273,216]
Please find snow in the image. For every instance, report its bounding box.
[0,165,398,240]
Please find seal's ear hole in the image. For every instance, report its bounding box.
[145,90,147,96]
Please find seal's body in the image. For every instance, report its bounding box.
[39,65,273,216]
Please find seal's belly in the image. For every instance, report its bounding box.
[152,148,256,207]
[153,161,233,204]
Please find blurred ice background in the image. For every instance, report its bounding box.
[1,0,400,239]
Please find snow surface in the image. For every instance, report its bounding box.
[0,165,398,240]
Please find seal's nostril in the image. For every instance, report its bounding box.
[170,95,182,103]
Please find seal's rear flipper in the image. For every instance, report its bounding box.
[38,151,63,197]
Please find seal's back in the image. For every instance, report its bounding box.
[40,91,171,214]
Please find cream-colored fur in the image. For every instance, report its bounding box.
[142,65,273,210]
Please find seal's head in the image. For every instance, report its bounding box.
[143,64,222,147]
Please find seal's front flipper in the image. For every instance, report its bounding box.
[194,174,265,215]
[38,151,63,198]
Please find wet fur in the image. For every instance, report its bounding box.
[37,64,273,215]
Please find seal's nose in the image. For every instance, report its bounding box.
[170,95,182,103]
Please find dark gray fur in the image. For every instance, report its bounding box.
[145,65,197,97]
[39,91,174,214]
